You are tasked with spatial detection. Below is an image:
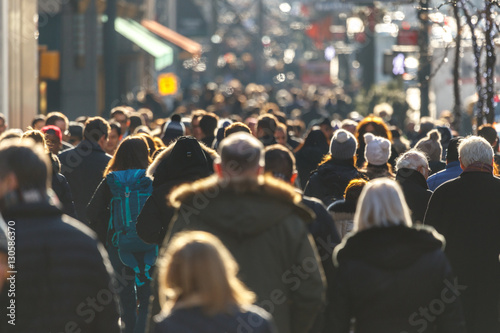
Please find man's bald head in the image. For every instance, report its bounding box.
[217,132,264,177]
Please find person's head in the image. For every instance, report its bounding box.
[190,110,207,140]
[31,115,46,130]
[104,136,152,176]
[0,129,23,142]
[341,119,357,135]
[157,231,255,315]
[0,114,7,135]
[395,149,430,179]
[477,124,498,147]
[264,144,296,184]
[216,132,264,178]
[344,178,367,203]
[162,119,186,146]
[110,107,130,133]
[224,122,251,138]
[45,112,69,141]
[274,122,288,147]
[138,108,154,127]
[128,113,145,135]
[318,118,334,141]
[458,135,494,169]
[418,117,435,135]
[83,117,111,150]
[363,133,391,166]
[105,122,122,155]
[446,136,462,163]
[68,122,84,146]
[41,125,62,154]
[22,129,47,147]
[199,113,219,139]
[329,129,357,160]
[355,115,392,145]
[0,139,51,199]
[415,129,442,162]
[256,114,278,139]
[354,178,412,232]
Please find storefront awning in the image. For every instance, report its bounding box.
[141,20,202,57]
[115,18,174,70]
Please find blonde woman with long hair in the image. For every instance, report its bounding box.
[154,231,277,333]
[330,178,465,333]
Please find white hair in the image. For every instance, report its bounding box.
[395,149,428,172]
[354,178,412,232]
[458,135,494,168]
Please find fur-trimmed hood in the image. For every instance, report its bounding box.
[147,136,219,187]
[333,225,445,269]
[169,174,314,238]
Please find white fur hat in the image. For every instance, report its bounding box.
[364,133,391,166]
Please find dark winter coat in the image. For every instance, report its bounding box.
[304,158,362,207]
[295,130,329,189]
[59,140,111,222]
[331,225,465,333]
[137,137,217,245]
[429,160,446,175]
[153,305,277,333]
[396,168,432,224]
[154,175,326,333]
[424,171,500,333]
[0,196,120,332]
[52,172,76,218]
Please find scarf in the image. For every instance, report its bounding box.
[462,161,493,174]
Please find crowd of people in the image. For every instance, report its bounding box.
[0,82,499,333]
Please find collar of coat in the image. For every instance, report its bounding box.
[396,168,429,189]
[169,174,303,209]
[333,224,445,269]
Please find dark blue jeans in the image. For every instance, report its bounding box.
[107,245,152,333]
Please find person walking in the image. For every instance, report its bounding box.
[153,231,277,333]
[331,178,465,333]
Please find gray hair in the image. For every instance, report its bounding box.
[458,135,493,168]
[218,132,264,176]
[395,149,429,172]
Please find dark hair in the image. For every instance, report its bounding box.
[344,178,367,202]
[199,113,219,137]
[84,117,110,142]
[68,122,84,140]
[109,121,122,137]
[478,124,498,146]
[0,140,50,191]
[264,144,295,182]
[224,122,251,138]
[128,114,144,133]
[104,136,152,176]
[257,114,278,133]
[31,115,46,128]
[137,132,156,157]
[446,137,462,162]
[110,106,130,119]
[45,111,69,129]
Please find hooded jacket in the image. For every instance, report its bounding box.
[137,137,218,245]
[153,175,326,333]
[330,225,465,333]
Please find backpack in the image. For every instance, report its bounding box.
[107,169,157,283]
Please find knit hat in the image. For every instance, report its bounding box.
[162,120,186,145]
[416,129,442,161]
[329,129,357,160]
[41,125,62,142]
[364,133,391,166]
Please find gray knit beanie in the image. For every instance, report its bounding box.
[330,129,357,160]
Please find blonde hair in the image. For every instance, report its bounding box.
[158,231,255,315]
[353,178,412,232]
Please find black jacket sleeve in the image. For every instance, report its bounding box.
[86,178,111,245]
[137,192,165,245]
